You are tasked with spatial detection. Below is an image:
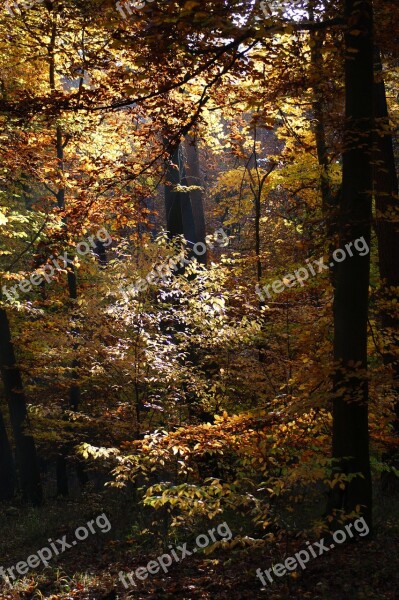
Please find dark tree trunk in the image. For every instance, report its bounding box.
[373,47,399,377]
[93,240,108,266]
[56,453,69,497]
[0,308,42,505]
[165,144,196,241]
[0,406,15,500]
[183,136,207,263]
[164,138,209,423]
[75,460,89,486]
[165,139,207,262]
[165,143,185,238]
[329,0,373,531]
[373,47,399,490]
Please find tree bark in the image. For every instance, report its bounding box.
[163,138,209,423]
[0,308,42,505]
[308,1,339,286]
[373,47,399,376]
[165,144,185,238]
[165,139,207,262]
[0,406,15,500]
[373,47,399,490]
[329,0,373,530]
[49,21,80,496]
[183,136,207,263]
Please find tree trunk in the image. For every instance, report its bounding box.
[165,139,206,262]
[165,144,185,238]
[164,138,209,423]
[329,0,373,531]
[308,1,339,286]
[0,406,15,500]
[0,308,42,505]
[49,24,80,496]
[373,47,399,377]
[56,453,69,497]
[373,47,399,491]
[183,136,207,263]
[309,7,331,219]
[374,49,399,296]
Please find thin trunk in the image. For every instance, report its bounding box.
[0,308,42,505]
[255,188,262,282]
[0,406,15,500]
[250,126,262,284]
[49,20,80,496]
[308,1,338,286]
[56,453,69,497]
[329,0,373,531]
[309,27,332,217]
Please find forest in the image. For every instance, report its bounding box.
[0,0,398,598]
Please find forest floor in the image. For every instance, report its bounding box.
[0,489,398,600]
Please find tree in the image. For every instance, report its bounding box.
[0,406,15,500]
[164,137,207,263]
[0,308,42,505]
[329,0,373,529]
[373,45,399,489]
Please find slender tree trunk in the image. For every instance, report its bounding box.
[308,1,338,286]
[329,0,373,530]
[0,308,42,505]
[49,21,80,496]
[56,453,69,497]
[0,406,15,500]
[309,7,331,218]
